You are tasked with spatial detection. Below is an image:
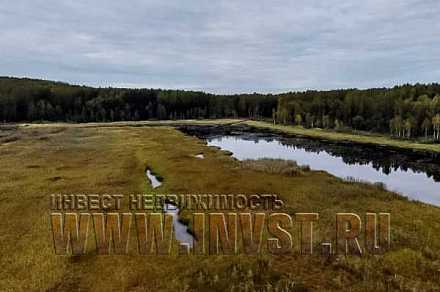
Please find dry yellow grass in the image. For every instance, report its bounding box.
[17,118,440,152]
[245,120,440,153]
[0,124,439,291]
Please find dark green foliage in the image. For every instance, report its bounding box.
[275,85,440,140]
[0,77,277,123]
[1,77,440,140]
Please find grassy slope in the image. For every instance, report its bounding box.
[20,118,440,153]
[0,124,439,291]
[244,120,440,153]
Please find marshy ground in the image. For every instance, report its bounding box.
[0,123,439,291]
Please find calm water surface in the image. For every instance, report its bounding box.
[207,136,440,206]
[145,168,194,245]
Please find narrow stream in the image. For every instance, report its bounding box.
[145,168,194,247]
[146,169,162,188]
[164,203,194,247]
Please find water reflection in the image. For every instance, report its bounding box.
[146,169,162,189]
[207,135,440,206]
[145,168,195,246]
[164,203,194,247]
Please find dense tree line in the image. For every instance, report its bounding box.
[275,84,440,141]
[0,77,276,123]
[1,77,440,141]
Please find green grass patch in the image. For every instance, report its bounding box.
[0,123,439,291]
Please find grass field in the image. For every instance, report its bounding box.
[1,123,439,291]
[19,118,440,153]
[244,120,440,154]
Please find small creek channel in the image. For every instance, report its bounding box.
[145,168,194,247]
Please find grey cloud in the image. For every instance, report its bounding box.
[0,0,439,93]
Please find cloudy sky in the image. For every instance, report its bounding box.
[0,0,439,93]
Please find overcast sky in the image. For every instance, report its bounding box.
[0,0,439,93]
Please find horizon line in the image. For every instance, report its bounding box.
[1,75,439,96]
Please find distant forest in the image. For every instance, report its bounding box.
[1,77,440,141]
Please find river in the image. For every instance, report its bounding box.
[207,134,440,206]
